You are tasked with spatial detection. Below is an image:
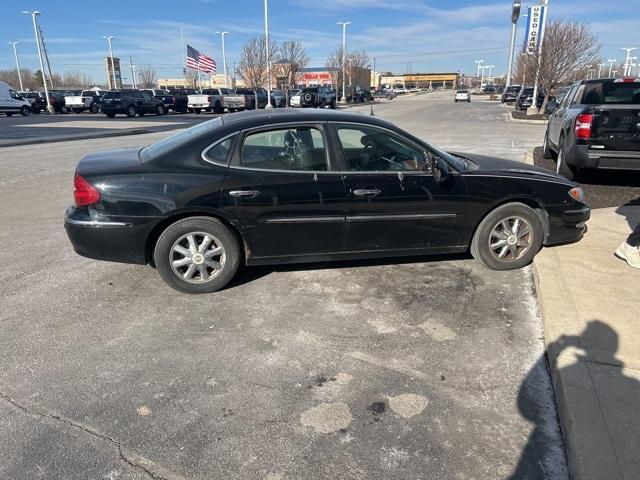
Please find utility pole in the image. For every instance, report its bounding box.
[338,21,351,103]
[103,35,117,90]
[506,1,522,87]
[38,24,54,89]
[23,11,53,114]
[607,58,617,78]
[9,42,24,91]
[264,0,273,108]
[621,48,637,76]
[216,31,229,88]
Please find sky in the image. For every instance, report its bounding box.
[2,0,638,85]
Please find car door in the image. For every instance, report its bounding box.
[331,124,468,253]
[220,124,346,259]
[549,86,576,145]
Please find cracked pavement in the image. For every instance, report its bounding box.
[0,93,567,479]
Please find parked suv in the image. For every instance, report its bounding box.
[501,85,521,103]
[100,90,166,118]
[516,87,544,110]
[234,88,268,109]
[291,87,337,108]
[544,78,640,180]
[141,89,176,112]
[19,91,46,113]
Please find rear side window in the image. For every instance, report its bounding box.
[103,92,120,99]
[203,136,234,165]
[238,127,327,171]
[581,82,640,104]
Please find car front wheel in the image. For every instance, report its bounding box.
[126,105,137,118]
[471,203,543,271]
[20,106,31,116]
[154,217,241,294]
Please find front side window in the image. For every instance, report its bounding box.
[239,127,327,171]
[9,90,22,100]
[337,126,426,172]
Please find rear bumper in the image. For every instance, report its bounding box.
[568,145,640,171]
[64,207,154,265]
[545,204,590,246]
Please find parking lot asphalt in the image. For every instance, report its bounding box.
[0,93,568,479]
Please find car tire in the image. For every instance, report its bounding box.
[156,105,165,115]
[467,99,471,103]
[154,217,241,294]
[61,106,69,114]
[330,99,336,109]
[126,105,137,118]
[454,100,458,103]
[471,202,543,271]
[90,104,100,113]
[105,112,116,118]
[20,106,31,116]
[542,130,556,160]
[213,102,223,114]
[556,140,577,181]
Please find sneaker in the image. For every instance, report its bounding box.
[615,242,640,269]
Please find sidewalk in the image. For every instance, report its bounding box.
[533,204,640,480]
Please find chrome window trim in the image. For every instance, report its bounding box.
[200,132,238,167]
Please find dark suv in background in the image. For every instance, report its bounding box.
[100,90,166,118]
[234,88,269,109]
[516,87,545,110]
[544,78,640,180]
[501,85,521,103]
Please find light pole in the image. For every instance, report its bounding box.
[264,0,273,108]
[573,67,580,81]
[215,31,229,88]
[475,59,484,87]
[8,42,24,91]
[597,63,605,79]
[338,21,351,103]
[22,11,52,114]
[131,65,137,89]
[485,65,495,84]
[103,35,117,90]
[621,48,637,76]
[506,1,522,87]
[607,59,617,78]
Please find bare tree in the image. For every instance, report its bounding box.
[519,20,600,111]
[238,37,278,108]
[60,70,93,88]
[347,49,371,88]
[275,40,309,104]
[325,46,344,89]
[138,66,157,88]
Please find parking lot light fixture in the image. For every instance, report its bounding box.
[474,60,484,86]
[264,1,273,109]
[621,48,637,76]
[506,0,522,87]
[103,36,117,90]
[8,42,24,91]
[22,11,53,114]
[215,31,229,88]
[607,59,617,78]
[338,21,351,104]
[597,63,605,78]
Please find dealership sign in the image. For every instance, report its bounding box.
[523,5,547,54]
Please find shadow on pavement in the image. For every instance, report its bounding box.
[509,320,640,480]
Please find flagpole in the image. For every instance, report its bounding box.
[180,24,185,87]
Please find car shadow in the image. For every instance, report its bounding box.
[227,251,473,289]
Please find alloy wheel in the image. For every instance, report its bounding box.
[169,232,226,284]
[488,216,532,262]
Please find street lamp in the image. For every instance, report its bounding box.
[215,31,229,88]
[572,67,580,81]
[103,35,117,89]
[130,65,137,89]
[8,42,24,91]
[337,21,351,104]
[474,60,484,86]
[263,1,273,109]
[597,63,605,79]
[22,11,53,114]
[621,48,637,76]
[607,59,617,78]
[506,0,522,87]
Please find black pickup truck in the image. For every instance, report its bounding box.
[543,78,640,180]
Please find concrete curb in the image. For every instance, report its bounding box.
[0,128,152,148]
[506,112,548,125]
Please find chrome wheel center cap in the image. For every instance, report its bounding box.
[192,253,205,265]
[507,235,517,246]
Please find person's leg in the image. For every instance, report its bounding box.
[615,224,640,269]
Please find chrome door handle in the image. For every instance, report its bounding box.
[229,190,260,198]
[353,188,381,197]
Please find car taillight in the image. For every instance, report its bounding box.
[172,96,176,103]
[207,96,212,102]
[575,113,593,139]
[49,98,55,105]
[73,172,100,206]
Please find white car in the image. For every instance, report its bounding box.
[454,90,471,103]
[0,81,32,116]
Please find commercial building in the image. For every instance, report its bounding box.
[378,72,460,90]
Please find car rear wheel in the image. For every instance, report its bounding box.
[471,202,543,271]
[126,105,137,118]
[90,103,100,113]
[154,217,241,294]
[556,139,577,181]
[20,106,31,116]
[156,105,165,115]
[60,106,69,114]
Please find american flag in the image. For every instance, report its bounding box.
[186,45,216,74]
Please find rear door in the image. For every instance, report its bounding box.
[332,124,468,253]
[548,85,577,145]
[220,124,346,259]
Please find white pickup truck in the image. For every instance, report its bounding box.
[65,89,105,113]
[187,88,247,114]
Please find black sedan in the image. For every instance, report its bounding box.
[65,110,590,293]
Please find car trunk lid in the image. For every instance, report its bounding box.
[589,105,640,151]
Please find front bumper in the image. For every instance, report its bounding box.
[545,204,590,246]
[64,207,154,265]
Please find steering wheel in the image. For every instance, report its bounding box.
[283,131,303,166]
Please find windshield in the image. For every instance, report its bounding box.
[103,92,120,99]
[140,117,223,162]
[582,81,640,104]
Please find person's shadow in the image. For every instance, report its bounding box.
[508,320,640,479]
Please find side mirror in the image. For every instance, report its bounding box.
[433,157,451,183]
[545,99,559,114]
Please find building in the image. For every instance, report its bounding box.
[158,74,243,90]
[379,72,460,90]
[105,57,123,90]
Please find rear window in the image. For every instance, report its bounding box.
[140,118,223,162]
[456,90,468,93]
[581,82,640,105]
[102,92,121,99]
